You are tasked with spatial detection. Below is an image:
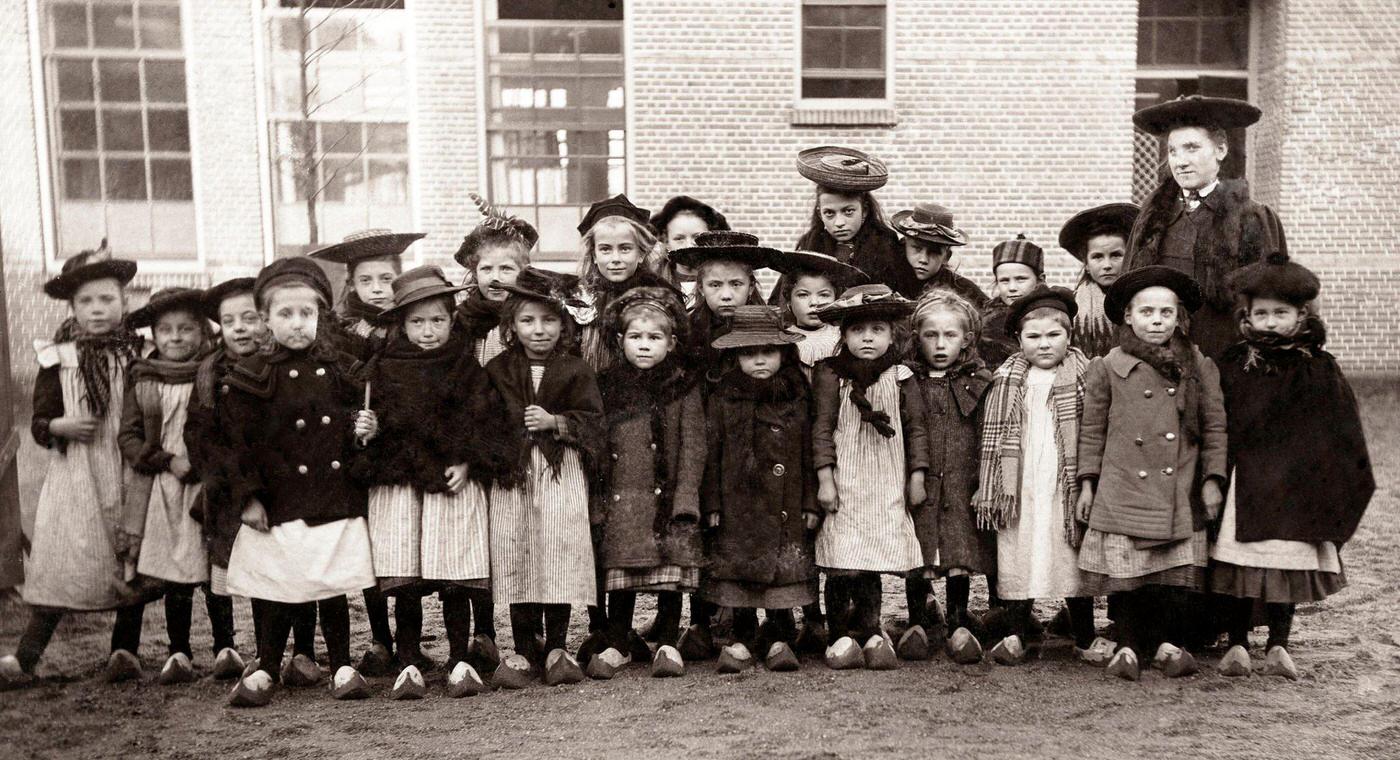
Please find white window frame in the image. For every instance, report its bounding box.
[792,0,895,112]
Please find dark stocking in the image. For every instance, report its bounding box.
[946,574,971,627]
[394,594,424,663]
[318,595,351,669]
[205,587,236,654]
[14,607,64,673]
[607,591,637,649]
[543,604,571,652]
[291,602,317,659]
[732,607,759,648]
[441,587,473,665]
[472,594,496,639]
[1266,603,1295,650]
[824,577,852,642]
[905,576,931,629]
[363,586,393,652]
[1227,597,1254,648]
[1065,597,1096,649]
[509,603,542,663]
[164,585,195,657]
[251,599,293,678]
[654,592,684,647]
[111,603,145,655]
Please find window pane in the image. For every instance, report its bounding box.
[144,60,187,103]
[1153,0,1198,15]
[802,77,885,99]
[320,121,364,154]
[56,59,95,102]
[360,20,403,52]
[101,109,145,150]
[365,122,408,153]
[845,29,884,69]
[147,108,189,151]
[60,109,98,150]
[367,159,408,204]
[138,2,182,49]
[803,29,843,69]
[535,27,577,55]
[1137,21,1154,65]
[98,60,141,102]
[92,4,137,49]
[105,158,148,199]
[497,0,622,21]
[1153,20,1198,65]
[803,6,845,27]
[1198,20,1247,67]
[322,157,366,203]
[275,17,304,52]
[150,158,192,200]
[62,158,101,199]
[495,27,530,54]
[579,77,624,108]
[314,16,359,54]
[578,27,620,55]
[51,3,89,48]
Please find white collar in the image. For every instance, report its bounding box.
[1183,179,1220,199]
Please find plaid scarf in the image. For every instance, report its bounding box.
[975,347,1089,547]
[53,317,143,418]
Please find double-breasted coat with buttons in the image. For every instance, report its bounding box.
[1077,346,1227,541]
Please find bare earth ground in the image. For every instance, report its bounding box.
[2,380,1398,760]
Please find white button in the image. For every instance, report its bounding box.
[1167,387,1177,396]
[1165,433,1176,441]
[772,464,786,477]
[331,460,341,470]
[1137,470,1148,479]
[316,368,326,376]
[297,464,308,475]
[289,369,299,378]
[321,416,331,425]
[611,452,619,460]
[295,419,306,430]
[650,443,657,450]
[613,494,621,502]
[654,488,662,496]
[220,385,229,395]
[1143,389,1153,398]
[1163,467,1174,475]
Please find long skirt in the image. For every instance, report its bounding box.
[489,446,596,607]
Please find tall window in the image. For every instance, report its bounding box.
[1134,0,1251,201]
[800,0,886,99]
[43,0,195,262]
[484,0,626,260]
[264,0,411,257]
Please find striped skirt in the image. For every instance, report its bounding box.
[489,446,596,607]
[368,482,492,585]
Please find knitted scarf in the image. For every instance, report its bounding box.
[341,290,383,326]
[129,353,202,385]
[715,361,810,485]
[195,348,239,409]
[1072,273,1115,359]
[454,290,505,341]
[1118,327,1203,446]
[1237,315,1325,374]
[598,357,696,527]
[975,348,1088,547]
[53,318,143,418]
[823,348,903,437]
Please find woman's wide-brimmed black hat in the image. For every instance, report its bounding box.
[712,305,804,350]
[816,283,915,326]
[649,196,730,237]
[769,249,869,289]
[1105,265,1204,325]
[307,228,425,265]
[668,231,783,271]
[43,245,138,300]
[578,193,650,235]
[1132,95,1262,137]
[1226,251,1320,306]
[127,287,206,330]
[374,265,472,324]
[891,203,968,247]
[201,276,257,323]
[796,146,888,193]
[1058,203,1140,262]
[1004,285,1079,337]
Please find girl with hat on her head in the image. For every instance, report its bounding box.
[219,257,379,706]
[455,194,538,365]
[650,195,731,308]
[772,250,868,382]
[1060,203,1140,359]
[1076,266,1228,683]
[701,305,819,673]
[891,202,988,306]
[671,231,780,393]
[1,246,146,689]
[351,266,519,697]
[1209,253,1373,681]
[979,235,1048,371]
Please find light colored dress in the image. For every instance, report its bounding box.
[996,366,1082,600]
[815,364,923,574]
[135,381,208,584]
[368,482,492,589]
[488,364,597,606]
[24,342,130,610]
[474,329,507,366]
[787,323,842,382]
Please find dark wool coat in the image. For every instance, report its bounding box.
[351,331,517,493]
[978,300,1017,373]
[596,361,705,570]
[811,360,931,473]
[1125,178,1287,359]
[484,347,606,487]
[1217,324,1374,544]
[789,222,917,299]
[907,360,996,575]
[217,345,369,527]
[702,364,819,587]
[185,350,243,567]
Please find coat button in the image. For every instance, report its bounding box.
[780,510,788,520]
[1134,437,1144,446]
[654,488,662,495]
[1167,387,1176,396]
[295,419,306,430]
[1163,467,1174,475]
[772,464,786,476]
[611,452,619,460]
[289,369,299,379]
[297,464,308,475]
[1137,470,1148,479]
[321,415,331,425]
[1143,389,1153,398]
[649,443,657,450]
[220,385,229,395]
[770,425,781,433]
[1165,433,1176,441]
[316,368,326,376]
[613,494,621,502]
[331,460,341,470]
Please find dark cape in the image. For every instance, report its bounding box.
[485,347,606,484]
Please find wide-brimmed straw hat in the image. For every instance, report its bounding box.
[375,265,471,323]
[1132,95,1262,137]
[815,284,914,325]
[1105,265,1204,325]
[891,203,968,247]
[796,146,888,193]
[1058,203,1140,261]
[127,287,206,330]
[711,305,804,350]
[307,228,425,265]
[43,244,137,300]
[668,231,783,271]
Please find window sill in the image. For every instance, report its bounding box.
[790,101,897,127]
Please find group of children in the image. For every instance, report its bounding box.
[0,141,1374,703]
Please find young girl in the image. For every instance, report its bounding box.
[703,305,819,672]
[595,287,704,676]
[979,235,1046,370]
[1077,266,1228,682]
[812,284,928,667]
[486,269,605,685]
[651,195,730,307]
[902,289,997,662]
[672,231,778,388]
[114,287,220,685]
[1059,203,1139,359]
[773,250,867,377]
[891,203,988,305]
[220,257,378,706]
[1211,252,1373,680]
[1,248,144,688]
[975,287,1101,666]
[574,194,673,372]
[455,194,536,365]
[355,265,518,695]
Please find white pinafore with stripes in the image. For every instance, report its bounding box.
[368,481,491,582]
[488,364,597,607]
[24,342,130,610]
[815,363,924,574]
[135,381,209,584]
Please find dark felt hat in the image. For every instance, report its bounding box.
[498,267,581,304]
[815,284,915,326]
[712,305,804,350]
[891,203,968,247]
[127,287,206,330]
[578,193,650,235]
[43,244,138,300]
[1058,203,1140,261]
[770,249,870,289]
[992,234,1044,275]
[605,286,690,344]
[1004,285,1078,337]
[307,228,425,266]
[1226,251,1320,306]
[254,256,334,307]
[796,146,888,193]
[1105,265,1204,325]
[202,277,257,323]
[649,196,730,236]
[668,231,782,271]
[455,194,540,267]
[1133,95,1262,137]
[375,265,471,323]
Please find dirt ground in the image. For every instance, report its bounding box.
[2,379,1398,760]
